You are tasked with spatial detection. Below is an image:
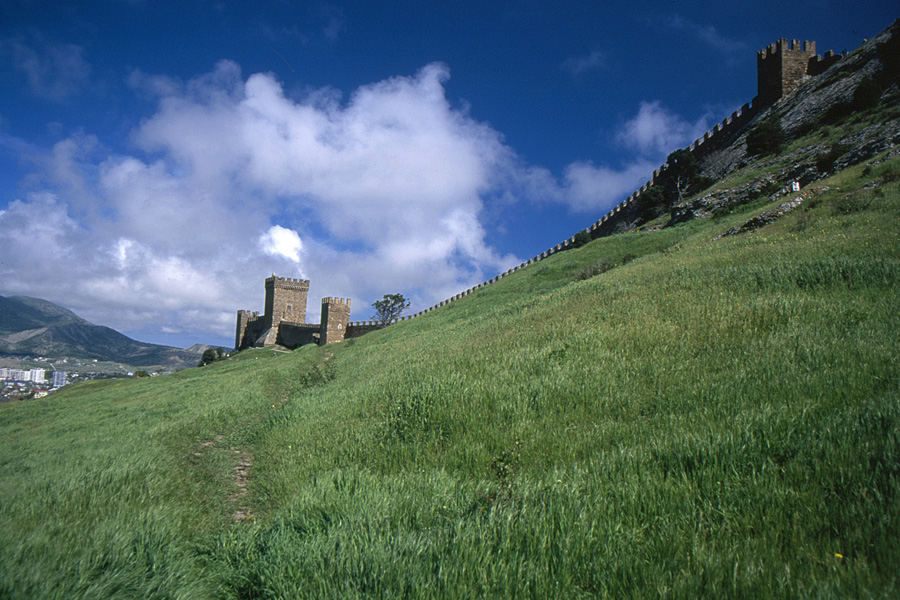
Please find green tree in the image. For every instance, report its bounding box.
[660,149,700,205]
[638,149,710,225]
[199,348,222,367]
[746,117,785,156]
[372,294,410,326]
[638,185,667,221]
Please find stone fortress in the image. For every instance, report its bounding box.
[756,39,842,106]
[237,32,861,351]
[235,275,381,350]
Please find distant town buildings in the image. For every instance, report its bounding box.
[52,371,68,387]
[0,368,49,384]
[0,365,70,401]
[0,354,152,401]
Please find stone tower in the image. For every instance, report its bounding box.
[757,39,818,106]
[320,297,351,345]
[235,309,259,350]
[264,275,309,327]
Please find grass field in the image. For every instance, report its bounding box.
[1,151,898,598]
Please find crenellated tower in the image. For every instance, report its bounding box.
[235,276,357,350]
[235,309,260,350]
[757,39,841,106]
[320,297,351,345]
[264,275,309,327]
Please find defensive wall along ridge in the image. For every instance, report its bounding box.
[385,36,847,323]
[237,34,858,346]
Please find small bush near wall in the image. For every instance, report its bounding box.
[747,118,786,156]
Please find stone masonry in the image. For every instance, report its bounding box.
[235,275,352,350]
[757,39,842,106]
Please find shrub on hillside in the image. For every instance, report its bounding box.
[816,143,851,174]
[572,230,591,248]
[574,258,616,281]
[832,191,874,214]
[851,77,882,111]
[746,118,785,156]
[636,149,710,225]
[639,186,667,221]
[199,347,224,367]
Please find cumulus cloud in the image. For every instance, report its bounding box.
[562,160,658,212]
[320,5,345,40]
[259,225,304,267]
[127,69,182,98]
[0,61,526,340]
[544,100,712,213]
[1,58,717,344]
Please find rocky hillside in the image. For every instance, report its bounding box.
[596,19,900,235]
[0,295,201,368]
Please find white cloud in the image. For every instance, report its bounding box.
[2,60,718,343]
[127,69,182,98]
[0,192,81,274]
[562,160,657,212]
[616,101,711,156]
[1,62,526,340]
[543,101,712,213]
[259,225,304,267]
[321,6,345,41]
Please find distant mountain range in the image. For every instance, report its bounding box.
[0,295,202,369]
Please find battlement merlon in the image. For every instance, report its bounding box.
[758,38,816,59]
[321,297,351,308]
[265,275,310,291]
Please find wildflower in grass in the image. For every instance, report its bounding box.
[835,553,844,559]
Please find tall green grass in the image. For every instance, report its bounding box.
[1,157,898,598]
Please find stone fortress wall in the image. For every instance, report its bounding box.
[351,36,844,327]
[236,36,849,345]
[236,276,354,349]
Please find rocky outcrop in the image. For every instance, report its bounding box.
[712,187,829,240]
[669,174,778,224]
[780,25,898,136]
[671,114,900,227]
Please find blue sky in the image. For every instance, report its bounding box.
[0,1,895,349]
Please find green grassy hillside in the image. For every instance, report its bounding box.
[2,153,899,598]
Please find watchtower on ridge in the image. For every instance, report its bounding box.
[757,39,841,106]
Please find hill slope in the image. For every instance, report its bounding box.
[1,149,898,597]
[0,295,89,331]
[1,25,899,600]
[0,295,200,368]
